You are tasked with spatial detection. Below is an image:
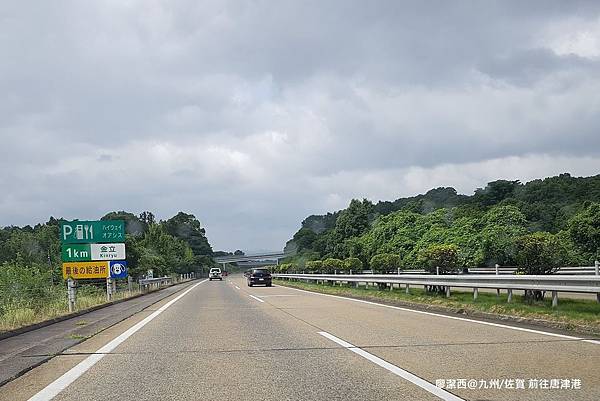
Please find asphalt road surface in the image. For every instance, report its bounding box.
[1,274,599,401]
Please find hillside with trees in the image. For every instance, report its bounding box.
[283,173,600,272]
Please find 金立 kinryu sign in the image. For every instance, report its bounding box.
[60,220,125,243]
[61,243,126,262]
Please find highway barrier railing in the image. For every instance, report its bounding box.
[139,276,174,292]
[272,273,600,307]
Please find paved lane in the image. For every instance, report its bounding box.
[2,274,599,401]
[12,276,439,401]
[239,277,600,401]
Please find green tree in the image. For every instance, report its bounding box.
[480,205,528,266]
[322,258,344,273]
[163,212,213,257]
[329,199,374,258]
[344,257,363,273]
[418,244,460,275]
[514,232,568,301]
[305,260,322,273]
[515,232,567,275]
[568,203,600,261]
[370,253,401,274]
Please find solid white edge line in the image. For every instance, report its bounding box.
[28,279,208,401]
[319,331,465,401]
[278,284,600,345]
[248,294,265,303]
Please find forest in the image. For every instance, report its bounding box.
[281,173,600,274]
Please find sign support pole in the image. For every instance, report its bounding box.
[67,278,76,313]
[106,277,113,301]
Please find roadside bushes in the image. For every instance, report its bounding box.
[305,260,322,273]
[369,253,401,274]
[322,258,344,273]
[344,257,363,273]
[515,232,567,301]
[418,244,460,294]
[418,244,460,275]
[369,253,401,289]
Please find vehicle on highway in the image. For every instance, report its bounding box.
[247,268,272,287]
[209,267,223,281]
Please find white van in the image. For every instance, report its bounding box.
[209,268,223,281]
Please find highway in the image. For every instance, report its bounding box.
[1,275,599,401]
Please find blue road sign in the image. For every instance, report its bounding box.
[109,261,128,279]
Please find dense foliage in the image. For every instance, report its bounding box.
[285,173,600,271]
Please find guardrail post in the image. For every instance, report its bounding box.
[405,284,410,294]
[445,286,451,297]
[495,264,500,297]
[507,289,513,303]
[594,261,600,302]
[473,287,478,300]
[67,278,76,313]
[128,276,133,293]
[397,268,400,275]
[436,266,439,275]
[552,291,558,308]
[389,283,393,291]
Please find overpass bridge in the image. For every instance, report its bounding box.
[213,251,290,268]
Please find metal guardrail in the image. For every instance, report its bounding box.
[341,266,598,275]
[273,273,600,307]
[139,276,173,291]
[467,266,597,275]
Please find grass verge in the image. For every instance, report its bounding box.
[0,286,141,334]
[274,279,600,335]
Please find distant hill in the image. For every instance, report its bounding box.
[285,173,600,268]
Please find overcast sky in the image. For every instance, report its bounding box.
[1,1,600,252]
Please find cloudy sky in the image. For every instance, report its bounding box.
[1,1,600,252]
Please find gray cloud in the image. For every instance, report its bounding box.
[1,1,600,250]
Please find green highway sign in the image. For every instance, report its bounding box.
[60,220,125,244]
[61,243,127,262]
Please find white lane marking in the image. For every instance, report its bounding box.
[234,285,240,290]
[280,285,600,345]
[248,294,265,303]
[258,295,299,298]
[28,280,208,401]
[319,331,465,401]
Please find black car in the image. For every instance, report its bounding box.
[247,268,272,287]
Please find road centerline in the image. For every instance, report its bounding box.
[248,294,265,303]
